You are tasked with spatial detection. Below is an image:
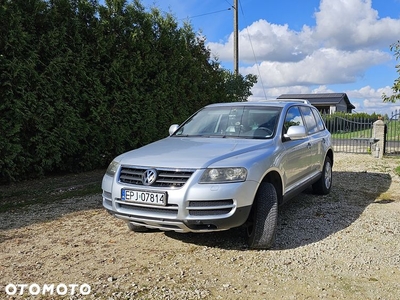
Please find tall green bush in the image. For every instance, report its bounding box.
[0,0,257,182]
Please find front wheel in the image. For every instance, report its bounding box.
[247,182,278,249]
[312,156,332,195]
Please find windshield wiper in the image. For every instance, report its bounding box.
[173,134,205,138]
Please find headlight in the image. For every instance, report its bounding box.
[106,160,120,177]
[199,167,247,183]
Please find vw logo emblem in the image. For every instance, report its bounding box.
[142,169,157,186]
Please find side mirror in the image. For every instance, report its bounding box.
[169,124,179,135]
[284,125,307,140]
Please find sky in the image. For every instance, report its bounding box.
[138,0,400,116]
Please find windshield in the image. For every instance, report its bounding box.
[172,106,281,139]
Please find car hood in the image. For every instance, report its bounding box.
[116,137,272,169]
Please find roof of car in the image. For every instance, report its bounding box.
[206,100,312,108]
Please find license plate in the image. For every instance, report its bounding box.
[121,189,167,206]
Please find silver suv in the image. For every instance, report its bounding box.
[102,101,333,249]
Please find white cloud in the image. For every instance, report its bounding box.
[208,20,316,63]
[346,86,400,115]
[314,0,400,50]
[249,85,312,101]
[311,85,335,94]
[347,85,392,99]
[208,0,400,64]
[206,0,400,109]
[249,83,400,116]
[241,48,389,88]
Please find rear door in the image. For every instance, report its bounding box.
[300,106,327,173]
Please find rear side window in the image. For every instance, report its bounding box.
[311,107,326,131]
[300,107,318,134]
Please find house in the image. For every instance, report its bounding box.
[277,93,355,114]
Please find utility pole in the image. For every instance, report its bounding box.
[233,0,239,75]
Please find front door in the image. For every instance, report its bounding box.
[281,106,312,193]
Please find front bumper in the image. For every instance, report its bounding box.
[102,171,257,233]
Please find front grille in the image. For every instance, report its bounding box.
[189,200,234,207]
[189,209,232,216]
[119,166,195,188]
[187,199,234,216]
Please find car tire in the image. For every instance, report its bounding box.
[247,182,278,249]
[127,222,148,232]
[313,156,332,195]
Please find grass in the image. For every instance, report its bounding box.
[331,121,400,140]
[331,128,372,139]
[395,165,400,176]
[0,169,104,213]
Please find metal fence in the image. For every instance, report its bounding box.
[322,110,400,155]
[385,109,400,155]
[322,114,375,154]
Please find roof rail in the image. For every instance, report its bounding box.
[276,99,311,105]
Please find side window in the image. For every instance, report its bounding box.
[283,106,304,134]
[300,107,318,134]
[312,107,326,131]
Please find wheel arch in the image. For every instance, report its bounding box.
[326,149,334,166]
[261,170,283,205]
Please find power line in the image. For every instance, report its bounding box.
[176,1,266,99]
[238,0,267,99]
[179,8,231,21]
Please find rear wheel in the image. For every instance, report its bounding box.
[127,222,148,232]
[247,182,278,249]
[313,156,332,195]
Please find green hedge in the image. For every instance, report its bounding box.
[0,0,256,182]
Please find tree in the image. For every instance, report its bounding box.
[382,41,400,103]
[223,71,258,102]
[0,0,258,182]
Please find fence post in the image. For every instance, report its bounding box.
[372,119,385,158]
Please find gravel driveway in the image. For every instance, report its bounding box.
[1,153,399,299]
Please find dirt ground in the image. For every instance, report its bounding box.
[1,153,399,299]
